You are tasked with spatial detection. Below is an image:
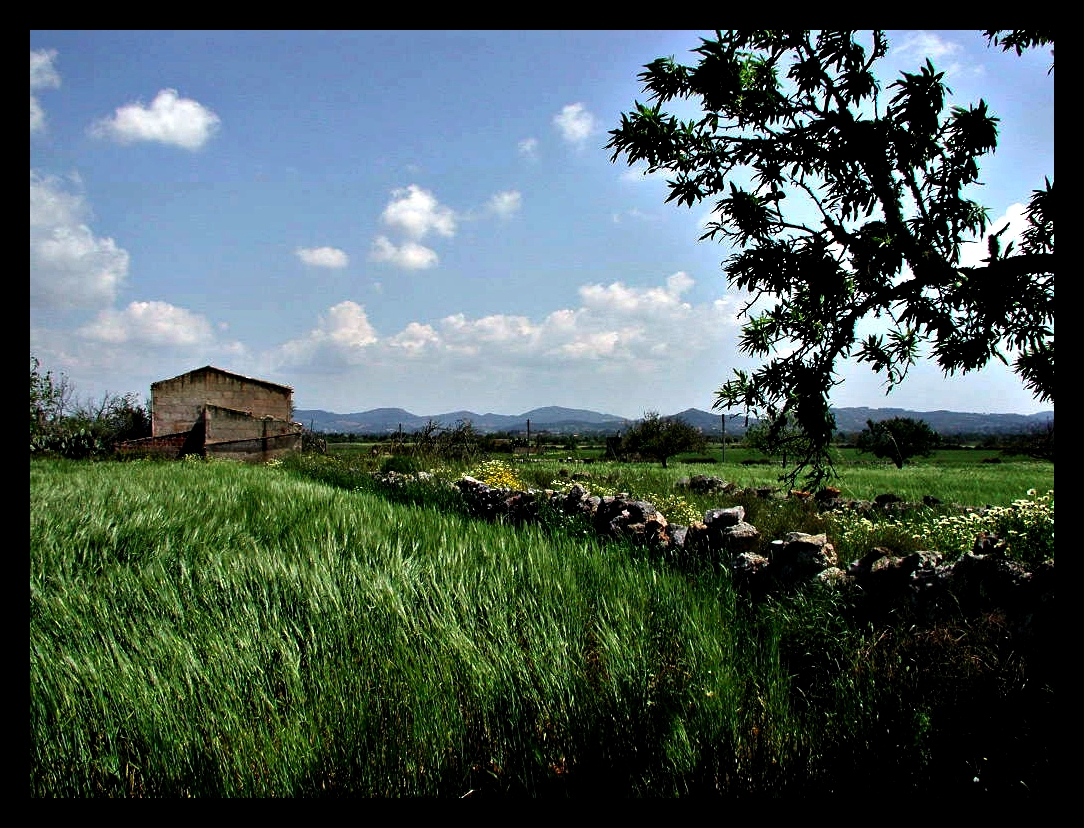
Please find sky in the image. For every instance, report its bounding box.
[30,30,1054,420]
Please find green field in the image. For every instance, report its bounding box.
[330,442,1052,509]
[30,453,1054,797]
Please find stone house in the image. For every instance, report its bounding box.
[119,366,303,462]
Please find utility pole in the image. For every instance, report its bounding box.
[526,419,531,457]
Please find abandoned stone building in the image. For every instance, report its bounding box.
[118,366,303,462]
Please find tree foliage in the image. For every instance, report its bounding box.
[621,411,706,467]
[855,416,940,468]
[30,355,151,458]
[606,30,1053,487]
[742,416,815,467]
[995,420,1054,462]
[30,354,72,433]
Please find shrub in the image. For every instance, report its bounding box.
[381,455,423,475]
[825,490,1054,568]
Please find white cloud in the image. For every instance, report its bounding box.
[894,31,962,62]
[388,322,440,354]
[273,301,378,368]
[78,301,216,346]
[441,312,539,347]
[30,49,60,133]
[579,271,694,316]
[265,272,753,413]
[553,102,597,146]
[30,172,130,310]
[369,236,439,269]
[488,190,522,219]
[89,88,221,150]
[380,184,456,240]
[891,31,972,77]
[30,97,46,133]
[296,246,349,268]
[325,301,378,348]
[31,49,61,90]
[518,137,538,159]
[958,203,1028,268]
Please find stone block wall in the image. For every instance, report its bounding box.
[151,366,294,437]
[202,404,302,462]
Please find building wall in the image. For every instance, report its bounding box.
[152,367,293,436]
[205,432,303,463]
[203,404,298,443]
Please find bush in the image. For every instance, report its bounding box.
[30,355,151,459]
[381,455,423,475]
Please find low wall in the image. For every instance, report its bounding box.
[114,433,189,459]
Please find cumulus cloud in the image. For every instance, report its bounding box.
[30,49,61,133]
[273,301,379,368]
[324,301,378,348]
[77,301,216,346]
[296,246,349,269]
[30,172,130,310]
[380,184,456,240]
[553,102,597,146]
[369,236,439,269]
[264,271,754,412]
[518,137,538,159]
[579,271,694,316]
[488,190,522,219]
[89,88,221,150]
[388,322,440,354]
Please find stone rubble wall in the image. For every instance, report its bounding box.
[374,470,1052,621]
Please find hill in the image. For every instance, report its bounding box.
[295,405,1053,439]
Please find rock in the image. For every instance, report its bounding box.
[770,532,837,583]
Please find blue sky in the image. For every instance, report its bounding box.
[30,30,1054,419]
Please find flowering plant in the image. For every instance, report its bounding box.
[469,459,525,491]
[826,490,1053,568]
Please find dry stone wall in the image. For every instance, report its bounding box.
[370,470,1053,622]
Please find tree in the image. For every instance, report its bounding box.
[31,354,151,457]
[855,416,940,468]
[30,354,73,435]
[997,419,1054,462]
[743,415,815,468]
[621,411,706,468]
[606,30,1053,487]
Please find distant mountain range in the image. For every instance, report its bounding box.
[295,405,1054,438]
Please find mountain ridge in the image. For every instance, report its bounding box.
[295,405,1053,437]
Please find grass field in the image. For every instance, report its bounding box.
[30,452,1054,797]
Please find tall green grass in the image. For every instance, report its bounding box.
[31,457,1052,797]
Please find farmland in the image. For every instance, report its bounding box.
[30,450,1053,797]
